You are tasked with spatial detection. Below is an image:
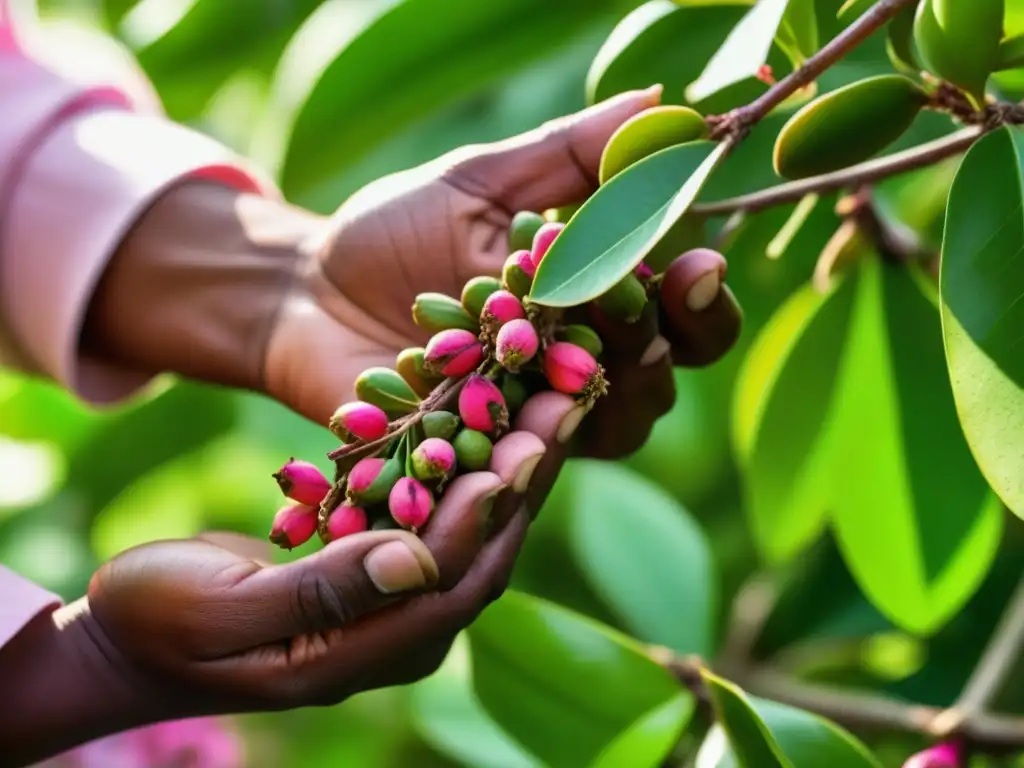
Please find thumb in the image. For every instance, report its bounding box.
[446,85,664,213]
[231,531,439,644]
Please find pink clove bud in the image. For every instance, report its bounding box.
[458,373,509,435]
[326,503,369,542]
[411,437,457,481]
[389,476,434,531]
[423,329,485,377]
[480,290,526,336]
[272,458,331,507]
[503,250,536,299]
[543,342,608,399]
[269,502,318,550]
[903,742,962,768]
[495,318,539,372]
[530,222,565,269]
[329,401,390,443]
[634,261,654,280]
[509,248,536,278]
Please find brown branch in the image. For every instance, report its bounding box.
[693,127,982,216]
[709,0,919,139]
[930,574,1024,737]
[658,655,1024,753]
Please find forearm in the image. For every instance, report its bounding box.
[81,181,324,393]
[0,600,163,767]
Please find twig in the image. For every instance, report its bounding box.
[930,573,1024,737]
[659,655,1024,753]
[709,0,919,138]
[693,127,982,216]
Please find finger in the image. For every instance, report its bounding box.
[487,429,547,529]
[445,86,663,213]
[419,470,508,591]
[510,391,585,516]
[214,529,439,649]
[658,248,744,368]
[193,531,274,565]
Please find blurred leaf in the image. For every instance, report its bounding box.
[65,380,237,513]
[409,635,541,768]
[468,590,690,768]
[686,0,796,104]
[940,126,1024,517]
[281,0,619,198]
[100,0,140,29]
[697,682,882,767]
[589,693,691,768]
[587,1,789,113]
[733,276,857,563]
[700,670,788,766]
[563,460,716,656]
[131,0,323,120]
[531,140,726,306]
[0,374,95,450]
[829,257,1002,634]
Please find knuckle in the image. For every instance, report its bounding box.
[292,569,368,632]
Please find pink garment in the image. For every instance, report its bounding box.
[0,0,277,649]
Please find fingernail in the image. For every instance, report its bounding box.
[477,484,507,540]
[640,334,671,367]
[512,452,545,493]
[557,405,588,444]
[364,540,437,594]
[686,270,722,312]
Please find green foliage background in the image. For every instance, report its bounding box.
[4,0,1024,765]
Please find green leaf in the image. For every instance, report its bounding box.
[697,692,882,768]
[468,590,691,768]
[733,275,858,564]
[530,140,727,307]
[776,0,819,64]
[997,32,1024,71]
[563,460,716,656]
[281,0,614,199]
[587,1,779,111]
[940,125,1024,517]
[409,634,541,768]
[686,0,794,104]
[589,693,691,768]
[700,670,789,767]
[829,256,1002,634]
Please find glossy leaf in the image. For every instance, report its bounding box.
[563,460,716,656]
[589,694,691,768]
[282,0,613,198]
[697,692,881,767]
[829,256,1002,634]
[686,0,794,104]
[940,125,1024,516]
[996,32,1024,70]
[587,1,783,111]
[733,275,858,563]
[468,590,689,768]
[529,140,727,306]
[409,634,541,768]
[701,670,788,767]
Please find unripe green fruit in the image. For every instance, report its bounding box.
[355,367,420,416]
[461,276,503,319]
[501,374,528,415]
[412,292,479,333]
[502,255,533,300]
[396,347,442,399]
[422,410,460,440]
[354,455,405,505]
[508,211,546,253]
[453,428,493,471]
[913,0,1002,105]
[596,272,648,323]
[559,324,604,359]
[543,202,582,224]
[599,105,708,185]
[773,75,928,180]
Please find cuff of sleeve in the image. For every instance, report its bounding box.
[0,107,280,406]
[0,565,62,649]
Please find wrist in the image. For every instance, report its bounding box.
[81,180,325,393]
[0,598,176,766]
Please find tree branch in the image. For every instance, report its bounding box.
[709,0,919,138]
[658,655,1024,753]
[930,574,1024,737]
[693,127,982,216]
